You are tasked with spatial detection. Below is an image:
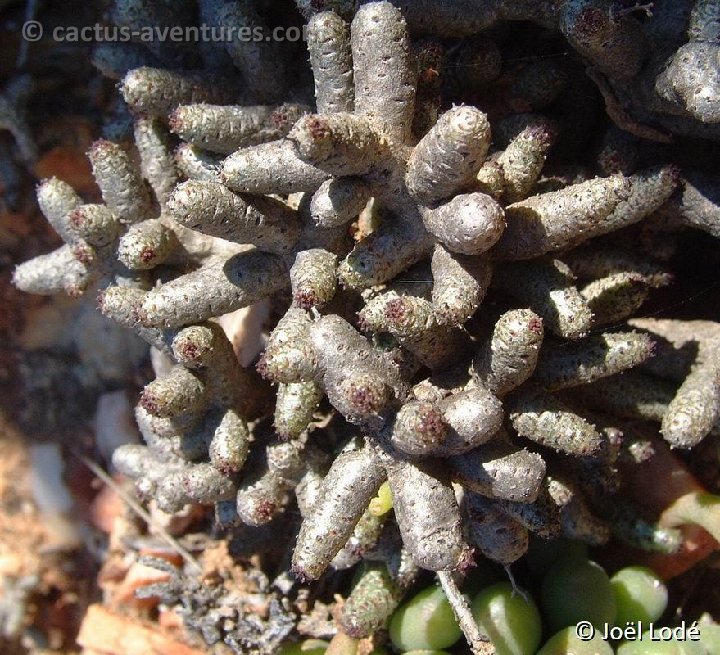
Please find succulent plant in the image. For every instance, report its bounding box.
[12,0,720,652]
